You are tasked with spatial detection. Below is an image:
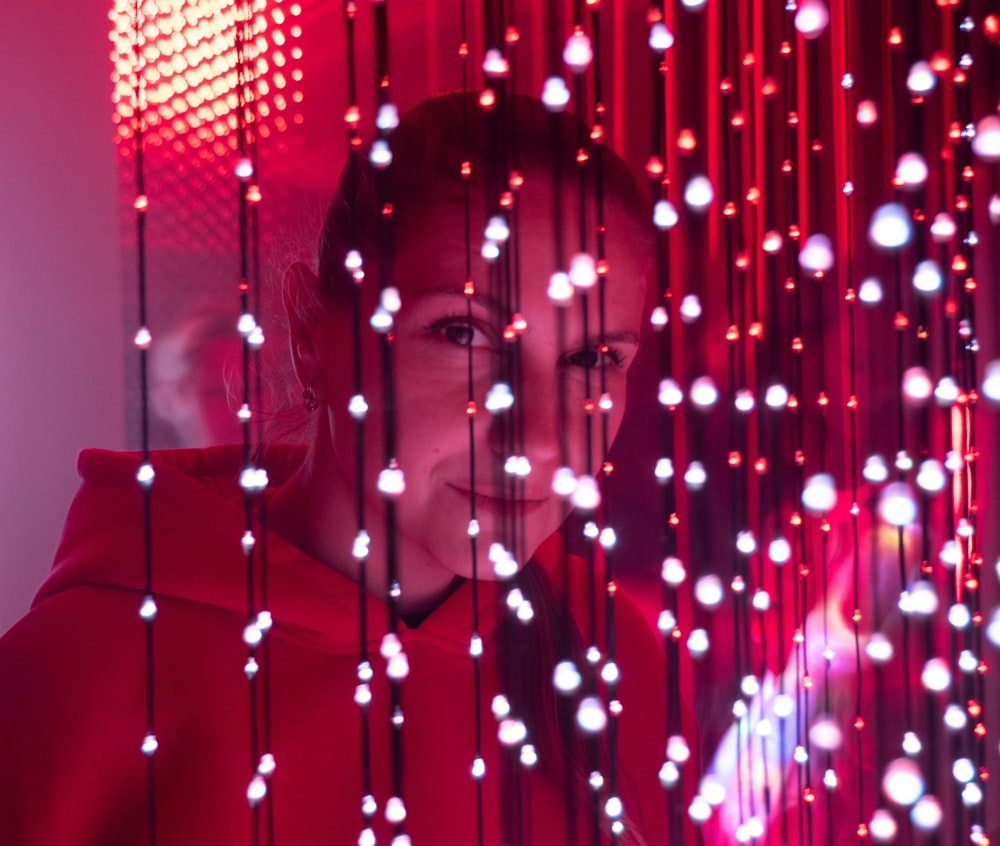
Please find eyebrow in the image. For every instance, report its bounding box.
[419,288,641,347]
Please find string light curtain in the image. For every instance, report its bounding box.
[107,0,999,844]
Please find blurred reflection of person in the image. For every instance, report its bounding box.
[149,305,245,447]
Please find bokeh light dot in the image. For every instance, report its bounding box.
[690,376,719,408]
[802,473,837,513]
[895,152,928,187]
[694,575,725,608]
[930,212,956,242]
[653,199,678,229]
[952,757,976,784]
[920,657,951,692]
[857,99,879,126]
[794,0,830,37]
[768,536,791,564]
[944,703,968,731]
[869,203,911,249]
[910,795,942,831]
[906,60,936,94]
[684,175,714,210]
[866,632,894,663]
[982,359,1000,401]
[879,483,918,526]
[948,602,971,629]
[798,233,835,273]
[863,454,889,483]
[962,782,983,806]
[916,459,946,493]
[882,757,924,806]
[858,277,884,303]
[971,114,1000,162]
[765,383,789,408]
[809,716,843,751]
[912,260,942,294]
[680,294,703,323]
[986,607,1000,648]
[869,808,897,842]
[684,461,707,490]
[687,628,709,656]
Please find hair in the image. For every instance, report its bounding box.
[310,92,653,841]
[314,90,652,304]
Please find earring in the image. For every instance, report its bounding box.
[302,385,320,412]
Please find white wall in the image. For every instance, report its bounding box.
[0,0,125,632]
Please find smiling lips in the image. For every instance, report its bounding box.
[446,483,550,513]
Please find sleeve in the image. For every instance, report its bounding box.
[0,587,151,845]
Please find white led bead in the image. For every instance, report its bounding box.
[246,774,267,806]
[869,203,911,249]
[653,200,678,229]
[375,103,399,131]
[658,379,683,407]
[497,718,527,745]
[802,473,836,513]
[576,696,607,733]
[139,595,158,621]
[541,76,571,110]
[683,175,714,210]
[485,382,514,412]
[571,475,601,510]
[569,252,597,288]
[906,61,936,95]
[384,796,406,824]
[563,30,593,72]
[377,466,405,497]
[369,139,393,169]
[141,732,158,756]
[794,0,829,37]
[661,556,686,587]
[798,233,834,273]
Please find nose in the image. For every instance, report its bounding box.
[484,371,567,486]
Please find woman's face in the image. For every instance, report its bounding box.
[319,176,649,610]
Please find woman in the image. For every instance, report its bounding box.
[0,93,678,844]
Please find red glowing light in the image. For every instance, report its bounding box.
[676,128,697,152]
[930,51,951,74]
[986,15,1000,41]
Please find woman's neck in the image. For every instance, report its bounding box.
[266,432,463,618]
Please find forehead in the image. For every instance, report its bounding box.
[392,177,651,306]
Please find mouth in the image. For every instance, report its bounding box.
[446,483,550,514]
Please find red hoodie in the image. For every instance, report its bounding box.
[0,446,681,845]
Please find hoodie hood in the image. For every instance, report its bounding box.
[34,446,534,655]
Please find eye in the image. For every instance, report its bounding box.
[563,347,626,369]
[443,323,475,346]
[424,315,490,349]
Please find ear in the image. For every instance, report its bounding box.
[282,261,328,392]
